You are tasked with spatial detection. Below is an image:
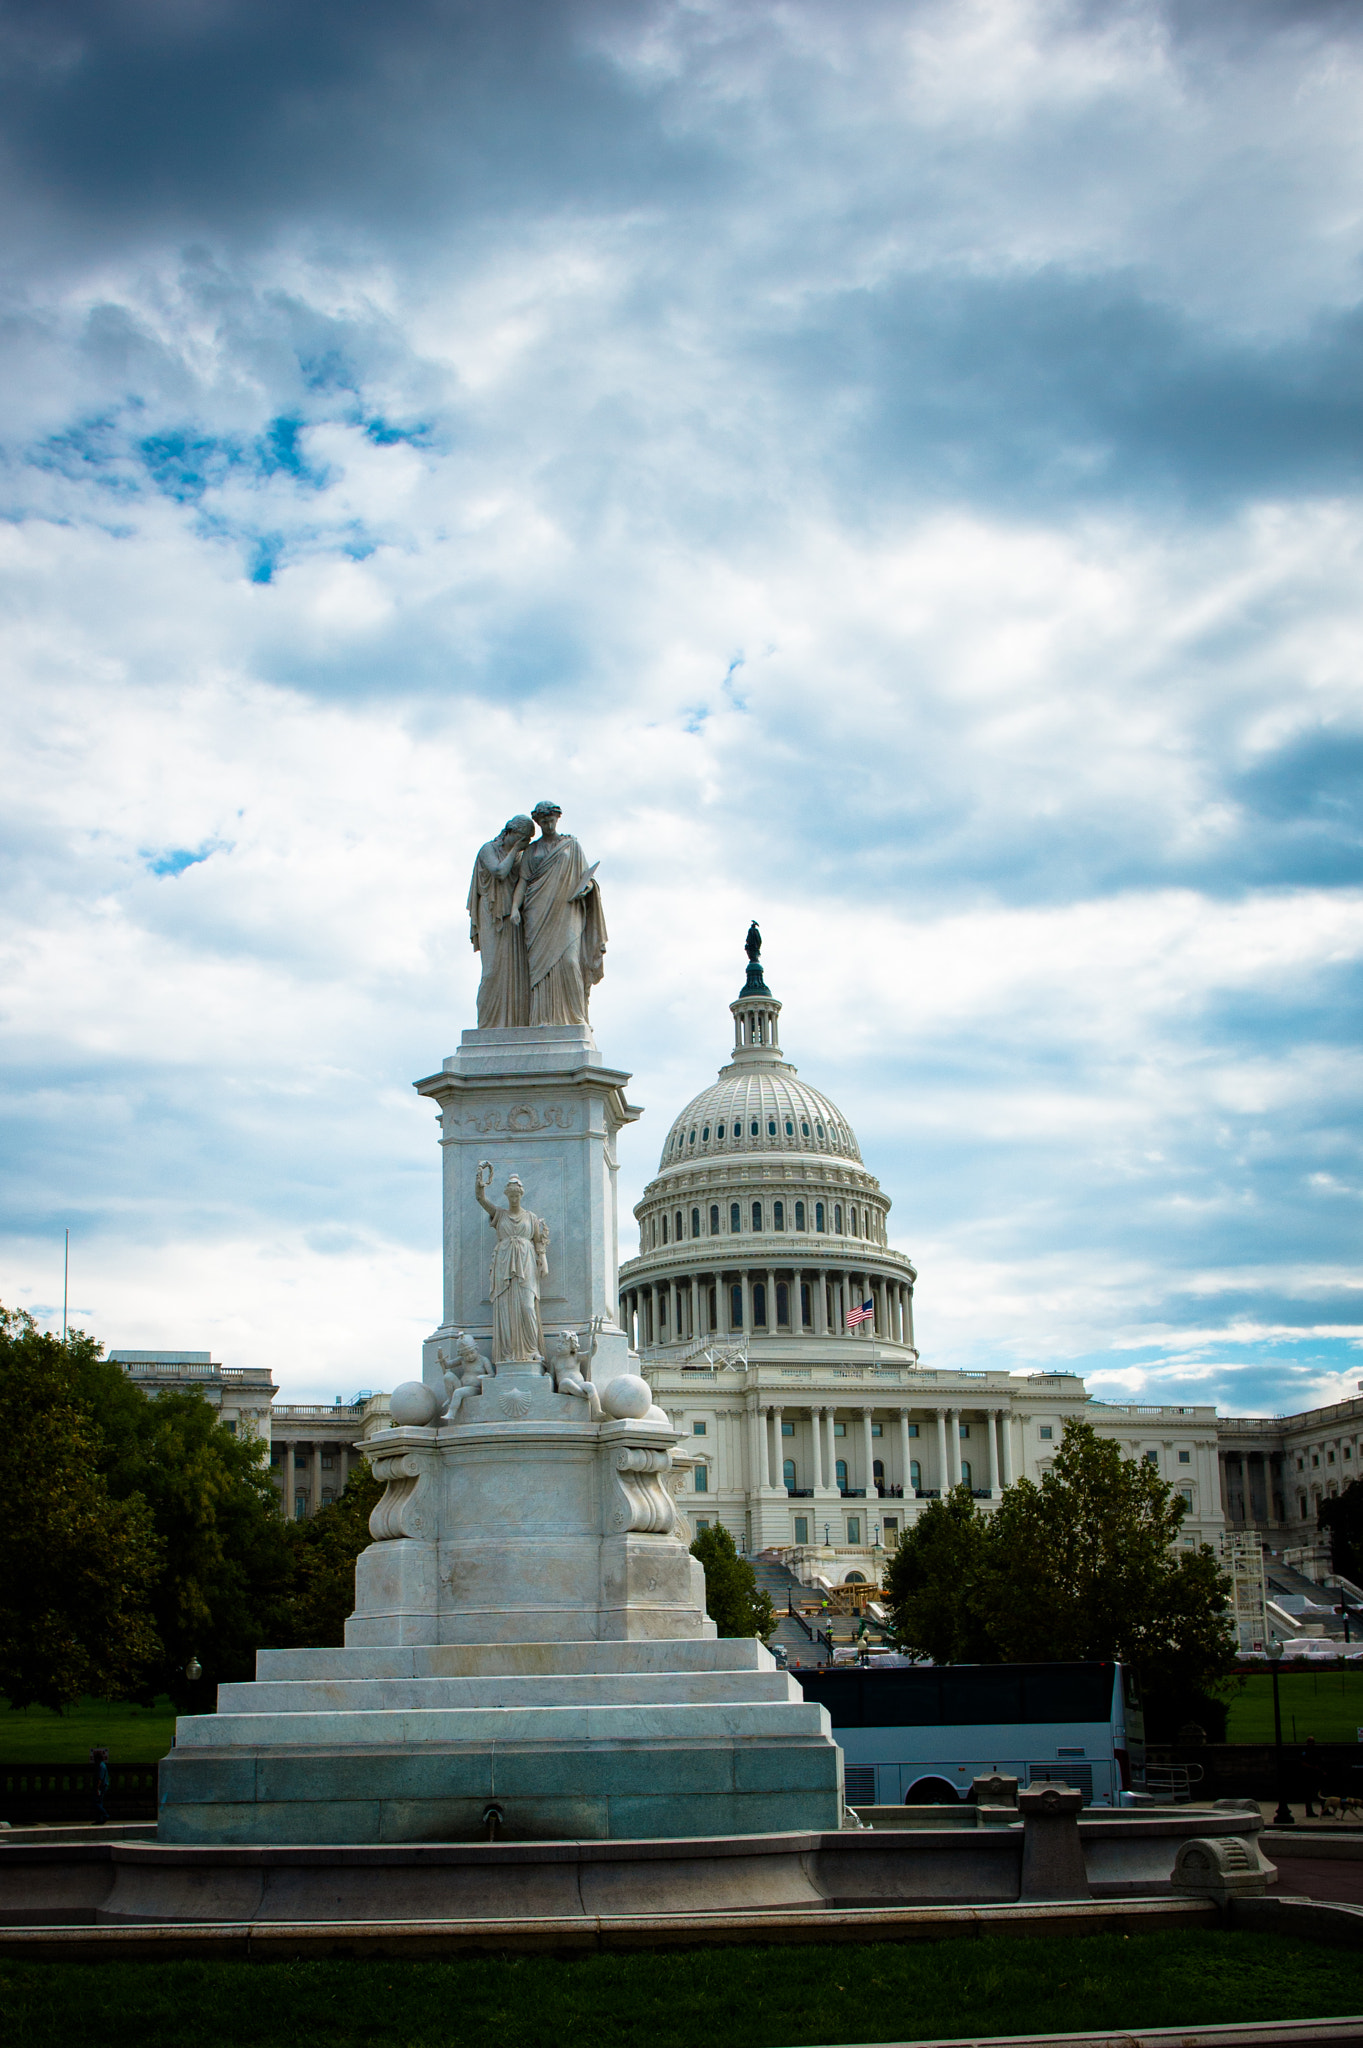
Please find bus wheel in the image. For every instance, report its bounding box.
[905,1777,959,1804]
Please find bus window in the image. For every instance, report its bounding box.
[940,1667,1023,1726]
[1022,1665,1113,1724]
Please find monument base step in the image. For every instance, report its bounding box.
[156,1739,843,1844]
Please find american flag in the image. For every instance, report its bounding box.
[845,1299,874,1330]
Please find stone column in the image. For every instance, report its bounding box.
[828,1411,840,1490]
[862,1408,875,1496]
[1001,1410,1015,1486]
[772,1404,784,1488]
[949,1408,962,1486]
[813,1405,826,1490]
[900,1411,913,1497]
[904,1286,915,1350]
[766,1268,776,1331]
[936,1409,949,1493]
[814,1271,828,1336]
[740,1270,752,1337]
[282,1439,295,1520]
[746,1399,764,1496]
[987,1410,999,1497]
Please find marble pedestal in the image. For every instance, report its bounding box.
[158,1023,842,1844]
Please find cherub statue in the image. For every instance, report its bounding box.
[437,1332,491,1421]
[546,1317,603,1419]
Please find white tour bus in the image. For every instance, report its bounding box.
[795,1660,1145,1809]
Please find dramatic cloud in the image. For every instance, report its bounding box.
[2,0,1362,1412]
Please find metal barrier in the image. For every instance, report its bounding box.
[1143,1761,1204,1803]
[0,1763,159,1825]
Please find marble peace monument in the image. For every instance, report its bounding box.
[157,804,842,1844]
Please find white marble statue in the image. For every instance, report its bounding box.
[475,1161,549,1365]
[546,1319,603,1420]
[511,801,606,1027]
[467,816,535,1028]
[438,1332,491,1418]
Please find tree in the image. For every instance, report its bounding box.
[1319,1481,1363,1587]
[282,1461,385,1647]
[690,1524,776,1639]
[58,1344,295,1710]
[978,1423,1237,1736]
[882,1420,1237,1738]
[0,1308,162,1709]
[883,1486,994,1663]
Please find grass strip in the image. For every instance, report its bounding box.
[1224,1671,1363,1745]
[2,1929,1363,2048]
[0,1696,176,1766]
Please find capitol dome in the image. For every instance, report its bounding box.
[618,930,916,1362]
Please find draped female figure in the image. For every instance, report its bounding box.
[474,1164,549,1365]
[467,816,534,1027]
[513,801,607,1027]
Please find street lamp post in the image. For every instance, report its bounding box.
[1267,1640,1295,1828]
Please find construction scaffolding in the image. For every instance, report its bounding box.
[1221,1528,1268,1653]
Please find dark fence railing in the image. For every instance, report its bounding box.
[0,1763,159,1826]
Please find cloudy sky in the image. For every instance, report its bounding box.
[2,0,1361,1416]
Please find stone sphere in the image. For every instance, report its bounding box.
[599,1373,654,1421]
[389,1379,442,1427]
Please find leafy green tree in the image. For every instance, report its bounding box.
[1319,1481,1363,1587]
[0,1308,161,1709]
[978,1423,1237,1735]
[282,1461,385,1647]
[882,1420,1237,1737]
[690,1524,776,1639]
[883,1485,994,1663]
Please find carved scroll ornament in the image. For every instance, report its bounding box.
[368,1446,439,1543]
[607,1445,677,1536]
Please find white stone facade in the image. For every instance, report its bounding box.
[615,957,1226,1577]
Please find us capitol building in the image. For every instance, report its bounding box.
[618,933,1227,1573]
[110,929,1363,1588]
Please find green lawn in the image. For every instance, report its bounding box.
[0,1933,1362,2048]
[0,1696,176,1765]
[1223,1668,1363,1744]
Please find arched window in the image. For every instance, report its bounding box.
[708,1285,717,1325]
[816,1122,824,1138]
[785,1119,794,1135]
[752,1201,763,1232]
[773,1200,784,1231]
[675,1210,683,1242]
[710,1205,720,1235]
[910,1459,921,1491]
[795,1200,806,1230]
[776,1281,789,1326]
[702,1126,710,1142]
[873,1459,884,1487]
[730,1202,741,1232]
[730,1283,743,1328]
[816,1202,825,1232]
[802,1120,810,1136]
[768,1118,776,1136]
[783,1457,796,1491]
[753,1282,767,1326]
[850,1206,858,1235]
[800,1283,811,1327]
[834,1203,843,1233]
[961,1460,972,1487]
[691,1207,700,1239]
[836,1458,848,1492]
[750,1119,759,1136]
[661,1215,668,1244]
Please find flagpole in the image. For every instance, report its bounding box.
[62,1227,69,1345]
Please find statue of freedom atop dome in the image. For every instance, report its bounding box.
[511,802,607,1027]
